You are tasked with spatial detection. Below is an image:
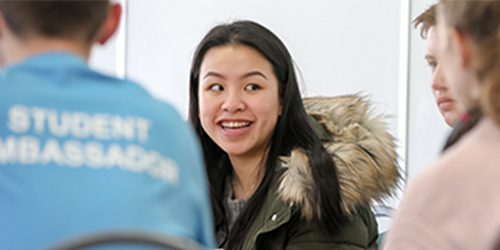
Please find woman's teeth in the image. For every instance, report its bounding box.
[221,121,251,129]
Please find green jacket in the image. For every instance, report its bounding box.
[241,173,379,250]
[219,95,400,249]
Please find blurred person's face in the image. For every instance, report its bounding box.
[198,45,282,161]
[426,26,465,126]
[437,12,480,111]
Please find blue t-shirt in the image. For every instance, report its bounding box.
[0,52,216,249]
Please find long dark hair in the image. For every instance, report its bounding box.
[189,20,346,249]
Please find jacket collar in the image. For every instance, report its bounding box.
[279,95,401,218]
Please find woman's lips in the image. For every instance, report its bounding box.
[437,97,455,111]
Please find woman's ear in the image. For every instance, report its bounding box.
[96,3,122,45]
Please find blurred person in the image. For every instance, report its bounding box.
[413,4,465,127]
[189,20,400,250]
[414,4,482,151]
[383,1,500,249]
[0,1,215,249]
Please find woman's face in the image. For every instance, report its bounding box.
[198,45,282,160]
[426,26,465,126]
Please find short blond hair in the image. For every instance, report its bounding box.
[413,4,437,39]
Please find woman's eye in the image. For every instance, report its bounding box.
[209,84,224,91]
[245,84,260,91]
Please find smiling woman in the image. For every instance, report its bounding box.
[198,45,281,167]
[188,20,399,250]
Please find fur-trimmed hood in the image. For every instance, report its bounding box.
[278,95,401,218]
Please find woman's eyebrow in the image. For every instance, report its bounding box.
[202,71,225,80]
[242,71,267,80]
[202,71,268,80]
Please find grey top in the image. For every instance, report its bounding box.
[216,178,251,248]
[223,178,250,231]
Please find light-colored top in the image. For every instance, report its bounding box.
[383,117,500,249]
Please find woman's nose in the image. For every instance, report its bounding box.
[221,91,245,113]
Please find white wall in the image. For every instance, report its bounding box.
[89,37,118,77]
[89,0,451,212]
[126,0,400,132]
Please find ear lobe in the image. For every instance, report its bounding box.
[97,3,122,45]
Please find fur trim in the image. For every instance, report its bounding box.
[279,150,315,220]
[279,95,401,218]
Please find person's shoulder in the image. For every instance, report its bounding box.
[396,122,494,216]
[404,148,465,200]
[385,121,500,249]
[424,120,496,183]
[416,123,483,181]
[98,76,152,100]
[104,77,182,117]
[94,77,192,145]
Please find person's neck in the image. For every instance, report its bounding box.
[229,153,267,200]
[4,36,91,65]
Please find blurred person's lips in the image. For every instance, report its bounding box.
[437,96,455,111]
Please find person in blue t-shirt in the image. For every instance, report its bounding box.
[0,1,215,249]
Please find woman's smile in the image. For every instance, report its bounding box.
[219,120,254,137]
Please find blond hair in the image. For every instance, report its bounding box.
[439,0,500,126]
[413,4,437,39]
